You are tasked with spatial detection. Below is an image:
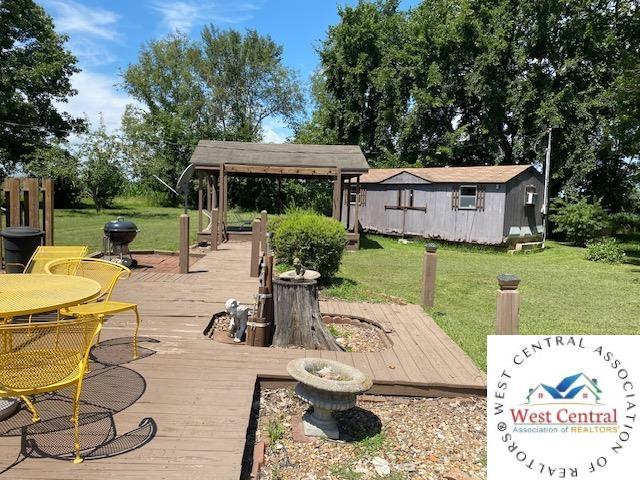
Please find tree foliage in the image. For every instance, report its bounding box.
[79,120,126,212]
[121,28,304,200]
[0,0,82,177]
[301,0,640,212]
[549,197,609,246]
[26,143,83,207]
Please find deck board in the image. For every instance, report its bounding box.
[0,241,485,479]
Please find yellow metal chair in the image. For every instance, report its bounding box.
[0,315,103,463]
[45,258,141,359]
[9,245,89,274]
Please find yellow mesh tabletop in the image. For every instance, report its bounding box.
[0,274,101,319]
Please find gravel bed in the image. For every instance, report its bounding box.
[326,322,387,353]
[256,388,487,480]
[211,315,388,353]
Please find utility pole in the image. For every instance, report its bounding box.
[541,128,553,249]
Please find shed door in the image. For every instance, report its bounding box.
[403,188,427,236]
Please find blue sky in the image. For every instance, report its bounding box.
[40,0,417,142]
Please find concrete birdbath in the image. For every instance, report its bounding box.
[287,358,372,439]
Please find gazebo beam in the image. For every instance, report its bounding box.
[224,164,339,176]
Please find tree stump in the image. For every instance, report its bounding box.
[272,277,342,350]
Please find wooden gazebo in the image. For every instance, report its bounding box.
[189,141,369,249]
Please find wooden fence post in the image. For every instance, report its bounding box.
[250,218,261,277]
[421,243,438,307]
[3,178,21,227]
[179,214,190,274]
[210,208,219,251]
[496,274,521,335]
[22,178,39,229]
[42,178,54,245]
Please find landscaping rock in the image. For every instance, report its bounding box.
[256,388,487,479]
[444,468,474,480]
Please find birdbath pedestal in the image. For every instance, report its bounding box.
[287,358,372,439]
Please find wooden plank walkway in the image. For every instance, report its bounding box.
[0,241,485,479]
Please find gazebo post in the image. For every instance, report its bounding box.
[197,173,203,234]
[332,167,342,221]
[218,164,225,241]
[353,176,360,244]
[345,177,351,228]
[223,172,228,233]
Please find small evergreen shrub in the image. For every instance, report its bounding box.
[272,209,347,280]
[585,238,625,264]
[610,211,640,234]
[550,197,608,246]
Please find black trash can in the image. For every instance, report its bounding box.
[1,227,45,273]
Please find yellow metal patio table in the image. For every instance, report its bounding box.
[0,273,101,322]
[0,273,101,421]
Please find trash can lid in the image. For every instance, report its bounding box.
[0,226,45,238]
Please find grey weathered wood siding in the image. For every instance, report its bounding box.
[343,182,507,244]
[503,169,544,239]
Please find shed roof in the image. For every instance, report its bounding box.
[190,140,369,174]
[359,165,535,184]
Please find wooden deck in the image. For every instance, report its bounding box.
[0,241,485,479]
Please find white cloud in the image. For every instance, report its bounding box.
[45,0,120,41]
[261,117,291,144]
[262,128,286,144]
[43,0,120,66]
[150,1,261,33]
[61,71,134,133]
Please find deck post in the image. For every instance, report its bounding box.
[260,210,268,254]
[250,218,261,277]
[179,214,189,274]
[496,274,520,335]
[210,208,219,250]
[42,178,54,245]
[421,243,438,307]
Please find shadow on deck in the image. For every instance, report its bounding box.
[0,241,486,479]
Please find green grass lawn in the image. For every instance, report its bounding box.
[325,235,640,371]
[52,198,640,372]
[53,197,264,252]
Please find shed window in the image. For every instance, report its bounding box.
[459,185,477,209]
[349,185,358,205]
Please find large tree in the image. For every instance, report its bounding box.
[122,27,303,197]
[303,0,640,211]
[0,0,82,177]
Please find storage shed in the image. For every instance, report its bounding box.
[342,164,544,245]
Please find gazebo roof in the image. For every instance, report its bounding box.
[190,140,369,176]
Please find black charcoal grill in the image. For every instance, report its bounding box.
[103,217,138,267]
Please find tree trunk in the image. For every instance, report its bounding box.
[272,277,342,351]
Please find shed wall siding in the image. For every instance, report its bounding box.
[344,183,507,244]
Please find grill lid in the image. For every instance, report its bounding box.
[104,217,138,233]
